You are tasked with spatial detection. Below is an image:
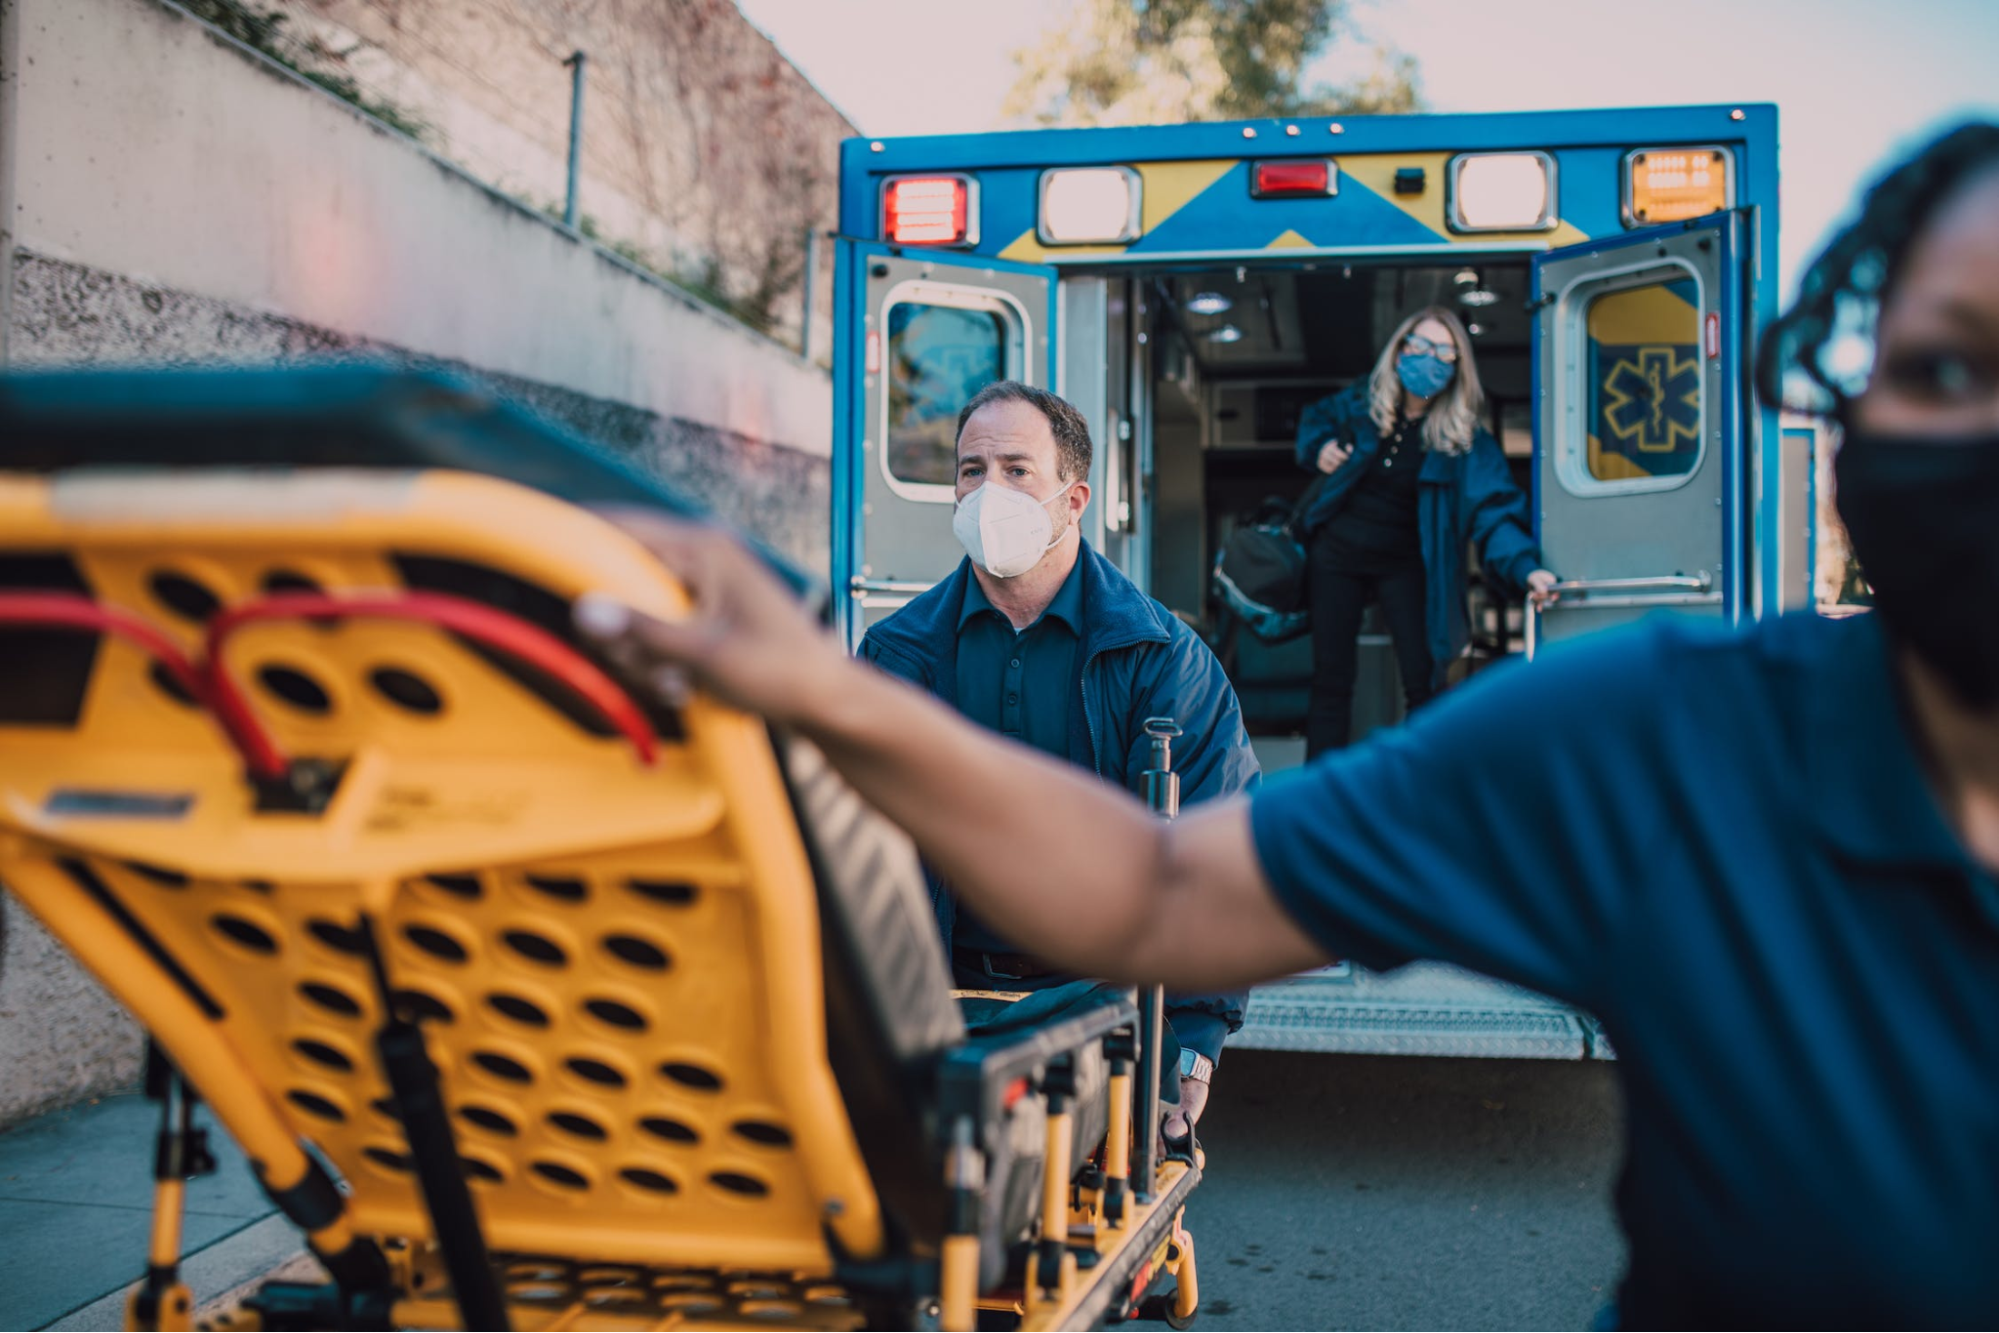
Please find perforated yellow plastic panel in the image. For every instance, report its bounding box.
[0,470,882,1276]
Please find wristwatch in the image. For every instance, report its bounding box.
[1178,1049,1215,1083]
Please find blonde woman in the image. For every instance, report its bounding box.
[1292,306,1558,756]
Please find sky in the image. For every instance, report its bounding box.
[733,0,1999,298]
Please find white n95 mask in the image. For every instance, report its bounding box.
[952,478,1076,578]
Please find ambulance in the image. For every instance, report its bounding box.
[831,104,1798,1058]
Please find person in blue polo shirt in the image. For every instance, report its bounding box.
[581,122,1999,1325]
[857,380,1259,1146]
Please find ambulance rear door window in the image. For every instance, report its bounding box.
[1582,276,1704,484]
[885,303,1006,488]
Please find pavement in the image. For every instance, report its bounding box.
[0,1050,1626,1331]
[1191,1049,1628,1330]
[0,1091,300,1332]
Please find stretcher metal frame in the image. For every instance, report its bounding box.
[0,369,1201,1332]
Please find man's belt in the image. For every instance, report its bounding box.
[953,947,1062,982]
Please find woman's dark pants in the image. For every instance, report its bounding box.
[1305,528,1435,758]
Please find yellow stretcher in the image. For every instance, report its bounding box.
[0,368,1200,1332]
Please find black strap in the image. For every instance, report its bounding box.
[357,916,511,1332]
[1287,468,1335,535]
[264,1158,344,1232]
[1291,398,1381,531]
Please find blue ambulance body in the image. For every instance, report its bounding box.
[831,105,1794,1058]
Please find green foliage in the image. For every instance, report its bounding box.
[179,0,286,48]
[1005,0,1421,127]
[178,0,433,143]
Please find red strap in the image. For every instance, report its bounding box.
[0,592,277,764]
[0,589,659,781]
[204,591,658,771]
[0,592,207,700]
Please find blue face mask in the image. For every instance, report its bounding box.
[1397,351,1456,399]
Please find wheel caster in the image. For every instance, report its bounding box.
[1138,1284,1196,1329]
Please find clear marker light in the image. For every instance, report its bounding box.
[1039,167,1141,245]
[1451,153,1555,231]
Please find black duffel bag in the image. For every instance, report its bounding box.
[1212,477,1328,642]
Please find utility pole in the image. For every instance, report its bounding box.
[799,228,820,362]
[562,51,586,229]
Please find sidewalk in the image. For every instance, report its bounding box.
[0,1092,303,1331]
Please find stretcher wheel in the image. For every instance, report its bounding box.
[1139,1284,1197,1329]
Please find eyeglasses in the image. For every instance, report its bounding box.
[1403,334,1459,364]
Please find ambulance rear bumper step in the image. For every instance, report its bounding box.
[1229,961,1610,1060]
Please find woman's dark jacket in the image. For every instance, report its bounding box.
[1295,381,1542,685]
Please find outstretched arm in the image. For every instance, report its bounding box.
[577,510,1329,993]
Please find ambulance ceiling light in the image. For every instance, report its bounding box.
[883,174,976,246]
[1038,166,1143,245]
[1447,152,1557,233]
[1454,267,1498,307]
[1208,324,1244,344]
[1186,291,1234,316]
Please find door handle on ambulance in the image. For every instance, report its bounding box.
[849,577,939,596]
[1523,573,1716,660]
[849,576,941,615]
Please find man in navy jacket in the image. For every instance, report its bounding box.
[859,381,1259,1140]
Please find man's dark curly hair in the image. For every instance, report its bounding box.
[955,380,1094,483]
[1757,121,1999,417]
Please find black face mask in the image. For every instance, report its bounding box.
[1834,424,1999,710]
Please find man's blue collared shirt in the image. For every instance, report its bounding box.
[951,556,1085,952]
[858,540,1261,1062]
[1249,610,1999,1326]
[954,555,1086,761]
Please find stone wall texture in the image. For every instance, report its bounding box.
[254,0,850,354]
[8,251,832,570]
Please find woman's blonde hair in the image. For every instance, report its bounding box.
[1368,304,1485,456]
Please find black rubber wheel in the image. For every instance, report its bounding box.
[1137,1286,1196,1329]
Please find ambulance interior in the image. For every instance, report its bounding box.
[1116,261,1536,757]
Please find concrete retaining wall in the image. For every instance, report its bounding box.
[0,0,836,1125]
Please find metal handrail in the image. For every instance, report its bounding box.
[1135,717,1182,1201]
[1524,572,1716,659]
[1540,574,1713,597]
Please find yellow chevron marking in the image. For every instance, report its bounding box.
[1584,279,1698,342]
[1500,217,1590,247]
[1338,151,1590,247]
[1267,229,1316,250]
[998,158,1238,263]
[1588,434,1653,481]
[1339,151,1452,236]
[1139,158,1237,231]
[998,230,1127,263]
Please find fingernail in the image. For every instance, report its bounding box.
[652,666,692,707]
[574,592,631,637]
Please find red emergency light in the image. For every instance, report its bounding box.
[884,175,974,246]
[1251,159,1337,199]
